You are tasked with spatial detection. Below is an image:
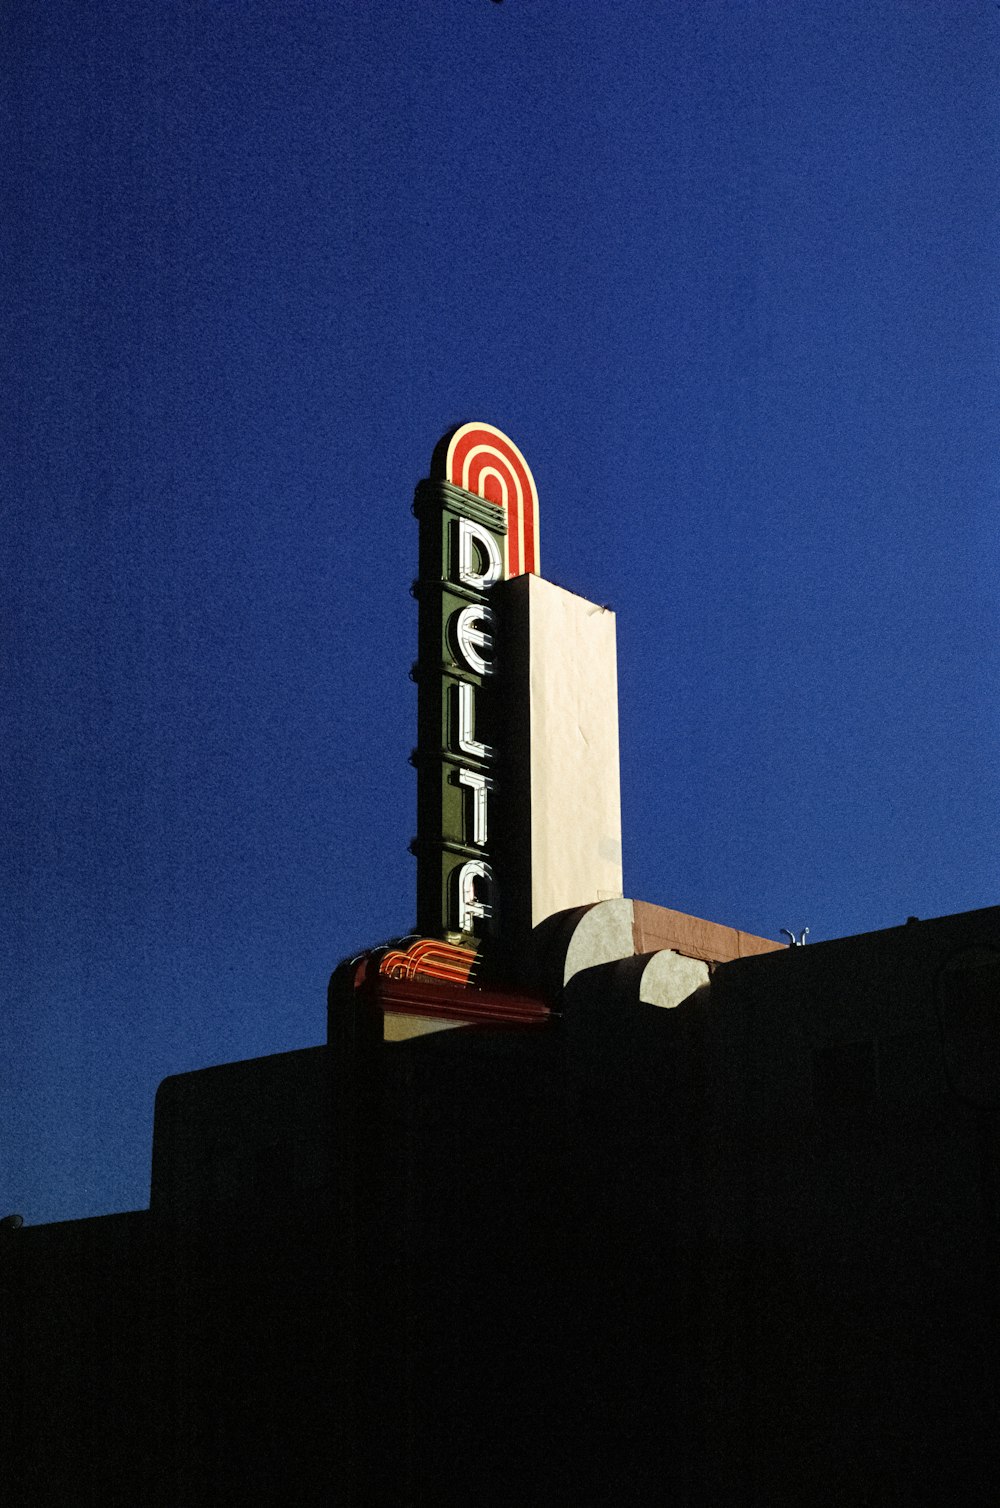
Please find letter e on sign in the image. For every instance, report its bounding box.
[455,604,496,677]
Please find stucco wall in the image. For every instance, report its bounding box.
[501,575,623,934]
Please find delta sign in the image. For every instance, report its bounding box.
[410,422,540,949]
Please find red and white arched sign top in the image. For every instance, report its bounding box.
[443,422,540,579]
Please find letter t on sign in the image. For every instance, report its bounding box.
[458,767,494,846]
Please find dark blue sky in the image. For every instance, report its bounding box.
[5,1,999,1223]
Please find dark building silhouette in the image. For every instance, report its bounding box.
[5,901,1000,1505]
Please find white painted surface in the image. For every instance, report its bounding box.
[638,950,711,1009]
[563,898,635,984]
[515,577,624,927]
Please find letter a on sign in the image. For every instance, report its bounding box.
[457,859,494,935]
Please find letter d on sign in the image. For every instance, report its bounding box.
[458,517,503,591]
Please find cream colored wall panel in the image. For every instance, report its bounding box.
[500,575,623,940]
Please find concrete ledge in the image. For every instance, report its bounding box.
[632,900,784,964]
[534,897,784,997]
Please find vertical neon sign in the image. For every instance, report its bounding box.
[411,424,540,943]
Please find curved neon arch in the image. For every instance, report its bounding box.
[439,422,540,578]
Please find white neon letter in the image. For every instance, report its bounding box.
[457,859,495,935]
[457,680,493,760]
[458,517,503,591]
[455,604,496,677]
[458,767,494,846]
